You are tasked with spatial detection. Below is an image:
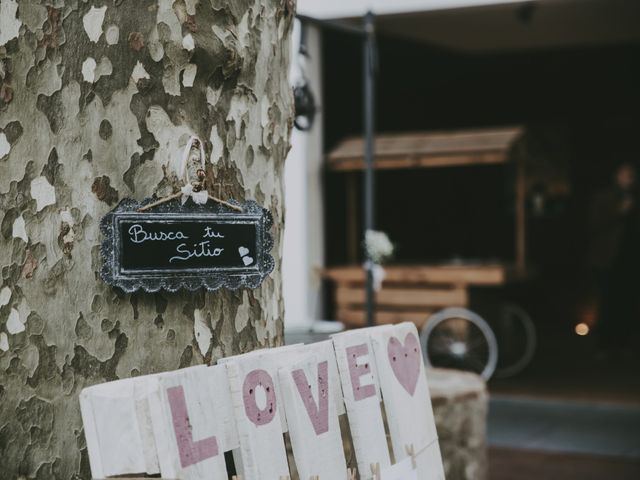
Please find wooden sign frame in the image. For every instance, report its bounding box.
[100,198,274,292]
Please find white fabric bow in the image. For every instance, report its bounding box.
[181,184,209,205]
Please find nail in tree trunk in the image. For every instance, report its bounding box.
[0,0,294,477]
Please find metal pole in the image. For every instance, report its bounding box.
[363,11,376,327]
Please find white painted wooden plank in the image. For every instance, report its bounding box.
[206,363,240,450]
[79,388,105,479]
[369,323,444,480]
[150,365,228,480]
[302,340,346,416]
[80,377,157,478]
[278,349,348,480]
[133,375,161,474]
[380,457,417,480]
[224,350,291,480]
[416,441,445,480]
[219,344,304,432]
[332,330,391,479]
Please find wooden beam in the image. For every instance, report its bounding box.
[328,151,508,171]
[329,127,524,160]
[336,309,432,329]
[322,265,509,286]
[327,126,524,171]
[335,286,468,308]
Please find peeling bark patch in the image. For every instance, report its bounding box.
[82,57,112,84]
[2,121,23,145]
[12,214,27,242]
[16,396,54,437]
[91,176,118,206]
[36,90,65,134]
[75,313,93,340]
[59,216,75,256]
[182,64,197,87]
[0,332,8,351]
[0,0,21,46]
[40,7,63,50]
[105,25,119,45]
[22,249,38,279]
[0,81,13,106]
[30,176,56,212]
[81,57,97,83]
[0,132,10,159]
[131,61,150,82]
[0,286,10,306]
[178,345,193,368]
[70,332,128,383]
[154,314,164,329]
[83,6,107,43]
[6,308,24,334]
[194,308,212,356]
[42,148,61,186]
[128,32,145,51]
[182,34,195,51]
[1,208,19,240]
[99,120,113,140]
[27,336,61,388]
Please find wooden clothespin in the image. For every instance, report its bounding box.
[310,476,320,480]
[279,476,291,480]
[347,467,357,480]
[405,444,417,469]
[371,462,381,480]
[232,476,242,480]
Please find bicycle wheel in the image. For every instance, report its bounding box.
[492,302,536,378]
[420,307,498,381]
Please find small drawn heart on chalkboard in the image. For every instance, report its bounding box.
[242,256,254,266]
[239,246,250,257]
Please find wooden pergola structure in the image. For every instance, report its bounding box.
[323,126,527,328]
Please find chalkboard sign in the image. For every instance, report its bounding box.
[100,198,274,292]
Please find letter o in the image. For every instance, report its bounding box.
[243,369,277,426]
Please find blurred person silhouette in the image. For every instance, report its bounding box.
[588,162,640,355]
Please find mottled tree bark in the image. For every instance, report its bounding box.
[0,0,294,478]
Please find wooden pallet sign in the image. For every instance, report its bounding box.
[369,323,445,479]
[332,329,392,479]
[222,349,292,479]
[278,347,348,480]
[148,365,236,480]
[80,324,444,480]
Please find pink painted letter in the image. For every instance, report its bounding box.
[292,361,330,435]
[243,369,277,426]
[166,385,219,468]
[346,343,376,401]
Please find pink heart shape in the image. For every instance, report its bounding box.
[387,333,421,396]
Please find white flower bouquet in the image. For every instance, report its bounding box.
[364,229,395,265]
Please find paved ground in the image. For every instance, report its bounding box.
[489,447,640,480]
[488,395,640,458]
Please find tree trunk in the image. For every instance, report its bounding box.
[0,1,294,478]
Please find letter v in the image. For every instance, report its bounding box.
[166,385,219,468]
[292,361,330,435]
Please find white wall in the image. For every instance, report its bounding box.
[297,0,527,19]
[282,22,325,331]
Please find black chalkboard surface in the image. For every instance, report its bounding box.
[100,198,273,292]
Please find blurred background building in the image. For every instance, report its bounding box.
[283,0,640,478]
